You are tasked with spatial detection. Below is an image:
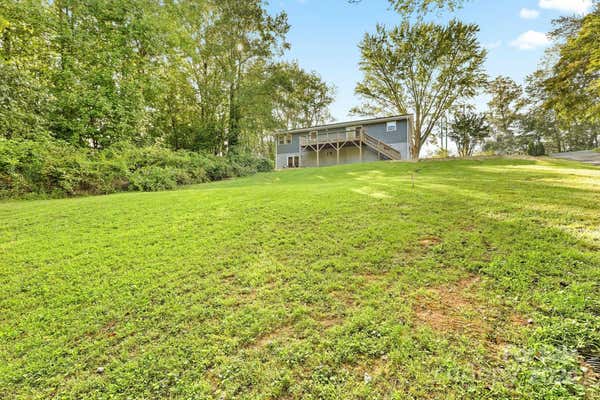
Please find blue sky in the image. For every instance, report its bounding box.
[266,0,593,121]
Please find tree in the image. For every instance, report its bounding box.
[521,69,566,153]
[387,0,466,14]
[269,62,335,130]
[541,4,599,149]
[1,0,333,156]
[352,20,487,159]
[485,76,525,154]
[448,111,490,157]
[348,0,466,15]
[0,1,52,139]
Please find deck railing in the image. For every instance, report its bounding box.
[362,133,402,160]
[299,131,361,147]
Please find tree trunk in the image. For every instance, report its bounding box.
[410,122,421,159]
[227,82,240,150]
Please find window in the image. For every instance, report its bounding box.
[309,131,317,140]
[386,121,397,132]
[278,134,292,145]
[287,155,299,168]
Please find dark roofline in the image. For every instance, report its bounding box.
[274,114,412,136]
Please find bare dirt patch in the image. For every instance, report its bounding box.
[419,236,442,247]
[414,276,484,336]
[318,314,344,329]
[248,325,294,350]
[413,276,525,348]
[330,290,357,307]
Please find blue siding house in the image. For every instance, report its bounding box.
[274,115,414,169]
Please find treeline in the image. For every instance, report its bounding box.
[1,0,334,151]
[0,0,334,197]
[448,7,600,156]
[351,4,599,157]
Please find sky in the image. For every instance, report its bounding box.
[266,0,594,123]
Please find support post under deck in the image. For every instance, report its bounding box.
[359,133,363,162]
[316,132,319,167]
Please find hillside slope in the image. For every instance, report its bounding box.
[1,158,599,399]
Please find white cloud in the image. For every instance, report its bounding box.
[510,30,551,50]
[520,8,540,19]
[484,40,502,50]
[538,0,593,14]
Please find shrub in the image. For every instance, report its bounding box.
[128,166,179,192]
[0,139,272,199]
[228,151,273,173]
[527,141,546,156]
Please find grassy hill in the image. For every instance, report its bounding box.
[1,157,599,399]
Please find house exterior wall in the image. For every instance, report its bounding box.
[364,120,409,159]
[301,145,379,168]
[275,117,411,169]
[277,133,301,154]
[276,151,300,168]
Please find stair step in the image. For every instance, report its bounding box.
[362,132,402,160]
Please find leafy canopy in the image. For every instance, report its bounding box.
[448,111,490,157]
[352,20,487,158]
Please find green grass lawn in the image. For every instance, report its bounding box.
[1,157,599,399]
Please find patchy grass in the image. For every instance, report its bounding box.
[1,157,599,399]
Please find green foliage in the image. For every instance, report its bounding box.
[388,0,466,14]
[505,345,585,399]
[352,20,487,158]
[485,76,526,154]
[267,61,336,130]
[1,158,598,398]
[348,0,467,16]
[128,166,180,192]
[0,0,334,154]
[521,70,567,153]
[448,111,490,157]
[0,139,270,198]
[545,5,600,128]
[527,141,546,156]
[512,5,600,155]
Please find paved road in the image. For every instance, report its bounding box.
[551,150,600,166]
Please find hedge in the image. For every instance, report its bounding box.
[0,139,272,199]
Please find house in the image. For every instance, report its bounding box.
[274,115,414,169]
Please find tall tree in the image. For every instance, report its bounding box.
[542,4,599,149]
[269,62,335,130]
[522,69,566,153]
[1,0,332,156]
[0,0,52,139]
[352,20,487,158]
[202,0,289,151]
[485,76,525,154]
[46,0,177,148]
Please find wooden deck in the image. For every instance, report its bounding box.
[299,132,361,147]
[298,130,402,167]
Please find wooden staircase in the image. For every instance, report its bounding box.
[362,132,403,160]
